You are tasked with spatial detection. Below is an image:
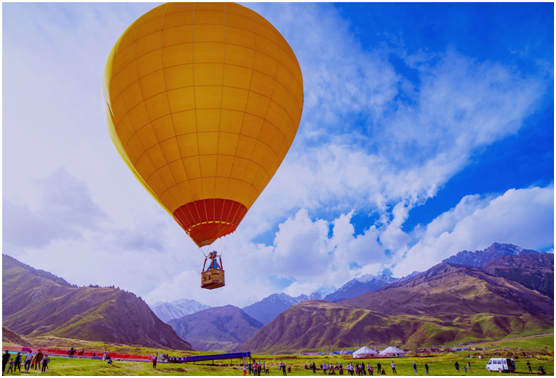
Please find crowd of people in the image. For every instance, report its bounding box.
[2,349,51,374]
[243,361,271,376]
[301,360,432,375]
[151,353,182,368]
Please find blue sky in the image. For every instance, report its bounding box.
[334,2,554,235]
[3,3,554,307]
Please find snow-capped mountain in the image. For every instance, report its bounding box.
[149,299,210,323]
[323,272,419,303]
[309,292,322,300]
[242,292,321,325]
[442,242,540,267]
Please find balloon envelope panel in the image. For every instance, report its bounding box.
[103,2,304,247]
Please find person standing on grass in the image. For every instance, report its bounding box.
[527,361,532,373]
[425,362,429,374]
[455,361,459,372]
[152,355,157,369]
[377,362,381,376]
[391,361,397,375]
[41,355,49,372]
[35,349,43,370]
[31,353,37,370]
[24,350,33,372]
[467,362,471,372]
[2,350,10,374]
[312,362,316,374]
[14,353,21,373]
[7,358,14,374]
[413,362,417,374]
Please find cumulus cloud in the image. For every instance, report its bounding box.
[392,185,554,276]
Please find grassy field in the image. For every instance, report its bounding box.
[2,334,553,376]
[1,353,553,376]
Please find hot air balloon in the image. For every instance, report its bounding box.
[102,2,304,289]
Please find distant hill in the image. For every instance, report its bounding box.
[149,299,210,323]
[3,254,75,287]
[242,293,320,325]
[168,305,262,352]
[239,262,553,353]
[483,253,554,299]
[442,242,540,267]
[2,326,31,346]
[323,272,419,303]
[2,254,193,350]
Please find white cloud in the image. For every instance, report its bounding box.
[392,185,554,276]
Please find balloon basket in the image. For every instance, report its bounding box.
[201,269,225,290]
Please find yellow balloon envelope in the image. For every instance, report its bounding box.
[103,2,304,247]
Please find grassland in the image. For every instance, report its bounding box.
[2,334,553,376]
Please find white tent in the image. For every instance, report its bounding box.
[379,346,405,357]
[353,346,378,359]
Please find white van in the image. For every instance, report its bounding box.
[486,358,516,373]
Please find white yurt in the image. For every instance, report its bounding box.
[379,346,405,357]
[353,346,378,359]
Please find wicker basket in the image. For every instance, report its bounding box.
[201,269,225,290]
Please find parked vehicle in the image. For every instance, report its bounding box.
[486,358,516,373]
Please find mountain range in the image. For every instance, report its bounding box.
[323,271,420,303]
[239,256,554,353]
[2,255,193,350]
[442,242,540,266]
[2,243,552,353]
[242,292,321,325]
[168,305,263,352]
[149,299,210,323]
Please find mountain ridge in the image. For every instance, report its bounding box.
[169,305,262,352]
[442,242,540,267]
[2,255,193,350]
[239,257,553,353]
[323,271,420,303]
[242,292,321,325]
[149,299,210,323]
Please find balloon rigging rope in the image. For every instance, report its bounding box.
[216,237,223,256]
[219,232,233,257]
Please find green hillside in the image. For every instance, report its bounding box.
[2,255,193,350]
[240,263,554,353]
